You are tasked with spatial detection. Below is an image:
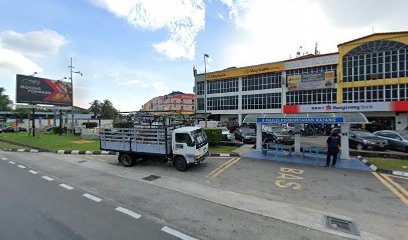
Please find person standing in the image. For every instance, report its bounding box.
[325,132,340,167]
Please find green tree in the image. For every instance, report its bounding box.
[100,99,118,119]
[88,100,101,118]
[0,87,12,111]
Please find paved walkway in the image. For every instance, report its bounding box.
[242,150,372,172]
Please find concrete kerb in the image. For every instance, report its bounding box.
[357,156,408,177]
[1,148,118,155]
[1,147,239,157]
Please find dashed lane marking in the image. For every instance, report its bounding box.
[82,193,102,202]
[372,172,408,206]
[9,161,15,164]
[17,165,26,169]
[29,170,38,175]
[1,157,7,161]
[115,207,141,219]
[161,226,197,240]
[41,176,54,181]
[59,184,74,190]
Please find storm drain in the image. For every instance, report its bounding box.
[325,215,359,236]
[143,175,161,181]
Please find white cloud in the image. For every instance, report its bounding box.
[0,48,43,75]
[112,70,170,92]
[0,29,66,75]
[93,0,205,60]
[0,30,67,57]
[218,0,403,68]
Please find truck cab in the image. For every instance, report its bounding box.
[172,126,209,171]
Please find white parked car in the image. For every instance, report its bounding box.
[219,127,232,141]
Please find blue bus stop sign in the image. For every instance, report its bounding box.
[256,117,344,124]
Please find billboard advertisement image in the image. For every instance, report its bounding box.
[16,74,72,106]
[287,71,335,91]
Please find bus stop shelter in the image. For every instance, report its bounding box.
[243,113,370,160]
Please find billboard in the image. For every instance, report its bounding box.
[287,71,335,91]
[16,74,72,106]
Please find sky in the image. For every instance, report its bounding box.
[0,0,407,111]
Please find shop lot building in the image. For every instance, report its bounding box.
[194,31,408,130]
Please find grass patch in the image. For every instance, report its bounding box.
[366,157,408,172]
[0,141,25,150]
[209,145,238,154]
[0,132,99,151]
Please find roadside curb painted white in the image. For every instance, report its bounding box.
[17,165,26,169]
[359,158,407,177]
[161,226,197,240]
[57,150,65,154]
[29,170,38,174]
[82,193,102,202]
[115,207,141,219]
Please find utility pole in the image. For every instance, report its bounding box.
[68,57,82,135]
[204,54,209,128]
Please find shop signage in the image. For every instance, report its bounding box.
[284,101,408,113]
[257,117,344,123]
[287,71,335,91]
[284,54,338,70]
[206,63,284,81]
[16,74,72,106]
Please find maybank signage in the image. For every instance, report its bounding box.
[205,63,283,80]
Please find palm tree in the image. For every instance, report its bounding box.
[0,87,12,111]
[88,100,101,118]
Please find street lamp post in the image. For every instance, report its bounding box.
[204,54,209,128]
[68,57,82,135]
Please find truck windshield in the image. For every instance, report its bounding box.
[192,128,208,147]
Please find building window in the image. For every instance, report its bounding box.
[242,93,281,109]
[207,96,238,110]
[197,98,204,110]
[242,72,281,91]
[196,81,205,95]
[206,78,238,94]
[286,89,337,105]
[342,40,408,82]
[342,84,408,103]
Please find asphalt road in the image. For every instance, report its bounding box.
[0,152,349,240]
[0,158,179,240]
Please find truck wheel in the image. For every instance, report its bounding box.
[174,156,188,172]
[120,153,134,167]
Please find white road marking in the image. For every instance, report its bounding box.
[29,170,38,175]
[41,176,54,181]
[59,184,74,190]
[161,226,197,240]
[9,161,15,164]
[115,207,141,219]
[17,165,26,169]
[82,193,102,202]
[1,157,7,161]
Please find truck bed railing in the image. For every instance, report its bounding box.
[99,127,173,155]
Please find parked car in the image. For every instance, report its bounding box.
[235,127,256,143]
[218,127,231,141]
[263,126,295,145]
[349,129,388,151]
[0,127,27,133]
[373,130,408,152]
